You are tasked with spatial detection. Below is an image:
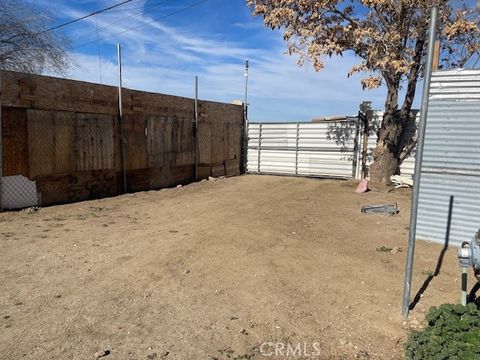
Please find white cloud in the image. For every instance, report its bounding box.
[54,1,393,121]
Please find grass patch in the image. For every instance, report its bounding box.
[376,245,393,252]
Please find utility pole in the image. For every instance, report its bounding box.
[117,43,127,194]
[243,59,249,173]
[194,76,199,181]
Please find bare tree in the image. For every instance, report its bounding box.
[248,0,480,187]
[0,0,71,74]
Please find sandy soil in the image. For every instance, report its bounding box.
[0,175,473,360]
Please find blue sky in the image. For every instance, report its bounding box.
[32,0,396,121]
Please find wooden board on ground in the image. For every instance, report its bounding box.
[197,166,211,180]
[35,169,116,205]
[211,163,226,177]
[225,159,240,177]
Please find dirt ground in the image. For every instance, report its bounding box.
[0,175,473,360]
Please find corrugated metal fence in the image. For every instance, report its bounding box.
[247,118,361,179]
[247,113,417,180]
[416,69,480,247]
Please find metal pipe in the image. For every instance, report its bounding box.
[257,123,262,173]
[461,267,468,306]
[117,43,127,194]
[194,75,199,181]
[0,70,3,211]
[402,6,439,319]
[295,122,299,175]
[243,59,249,173]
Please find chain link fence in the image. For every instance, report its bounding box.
[0,107,116,210]
[0,70,244,212]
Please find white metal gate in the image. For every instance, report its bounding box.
[247,119,361,179]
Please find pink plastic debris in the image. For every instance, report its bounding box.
[355,179,368,193]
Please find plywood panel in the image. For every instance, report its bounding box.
[225,159,240,177]
[36,169,116,205]
[53,112,76,174]
[146,115,165,168]
[197,120,211,164]
[76,113,114,171]
[211,163,226,177]
[210,121,226,164]
[123,114,147,170]
[27,110,55,177]
[2,107,29,176]
[126,165,193,192]
[1,71,118,114]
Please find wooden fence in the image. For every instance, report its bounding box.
[0,70,243,209]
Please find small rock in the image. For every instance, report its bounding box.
[146,353,157,359]
[176,184,182,188]
[356,350,370,359]
[161,351,169,358]
[94,350,110,358]
[240,329,248,335]
[183,270,190,275]
[208,176,216,182]
[23,206,40,214]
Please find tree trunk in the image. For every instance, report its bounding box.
[369,80,406,188]
[368,22,427,188]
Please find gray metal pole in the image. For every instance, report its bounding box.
[243,59,249,173]
[0,70,3,211]
[194,75,198,181]
[402,6,439,319]
[461,267,468,306]
[117,43,127,194]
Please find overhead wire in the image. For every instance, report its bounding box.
[70,0,173,45]
[71,0,209,50]
[4,0,134,43]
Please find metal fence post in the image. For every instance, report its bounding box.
[257,123,262,173]
[117,43,127,194]
[0,70,3,211]
[295,122,300,175]
[194,76,199,181]
[243,60,249,173]
[402,6,438,319]
[352,117,361,179]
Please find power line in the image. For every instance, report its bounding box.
[6,0,133,41]
[39,0,134,35]
[72,0,209,50]
[70,0,173,45]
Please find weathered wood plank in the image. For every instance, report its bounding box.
[225,159,240,177]
[27,109,55,177]
[76,113,114,171]
[35,169,117,206]
[126,165,194,192]
[123,114,147,170]
[2,107,29,176]
[211,163,226,177]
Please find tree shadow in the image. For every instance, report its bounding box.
[409,195,454,311]
[326,120,358,160]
